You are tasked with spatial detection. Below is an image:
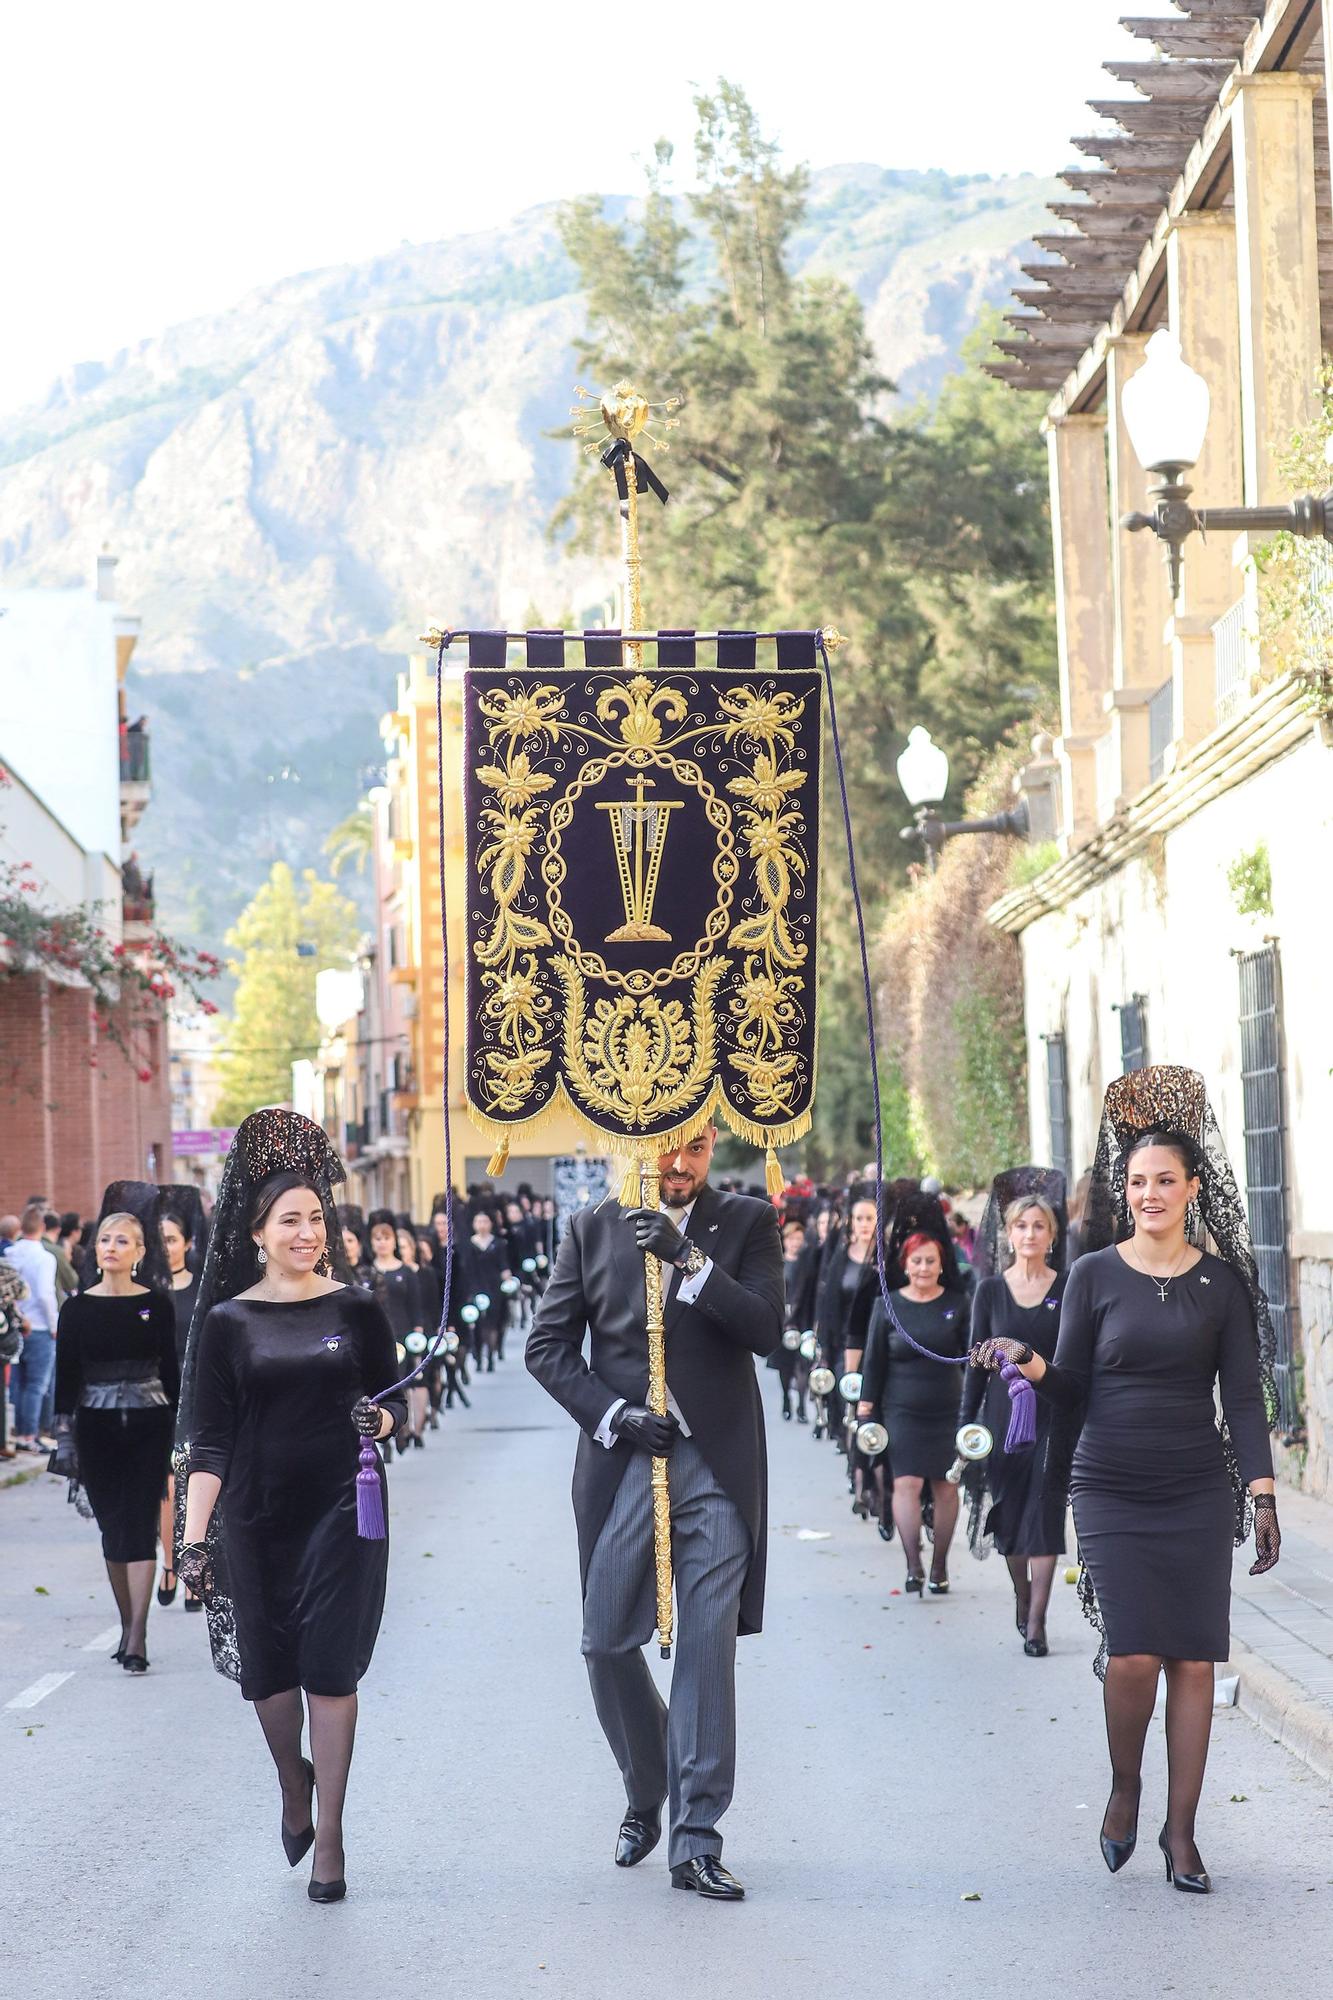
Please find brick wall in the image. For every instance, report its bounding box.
[0,971,173,1214]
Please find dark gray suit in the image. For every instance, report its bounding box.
[526,1182,783,1864]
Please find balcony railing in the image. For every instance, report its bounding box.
[119,724,151,784]
[1213,599,1249,724]
[1147,679,1174,783]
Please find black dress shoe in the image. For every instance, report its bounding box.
[307,1876,346,1903]
[615,1808,662,1868]
[1023,1635,1049,1657]
[671,1856,745,1900]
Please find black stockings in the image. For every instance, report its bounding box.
[105,1558,155,1657]
[1162,1659,1213,1873]
[1101,1653,1213,1868]
[892,1477,957,1581]
[1006,1554,1057,1642]
[255,1688,359,1879]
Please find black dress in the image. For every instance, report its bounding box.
[54,1291,179,1562]
[1037,1247,1273,1661]
[960,1275,1068,1556]
[861,1290,968,1478]
[189,1289,407,1701]
[169,1274,199,1371]
[814,1243,876,1366]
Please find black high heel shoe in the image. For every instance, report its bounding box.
[308,1872,347,1903]
[1099,1791,1139,1873]
[905,1572,925,1594]
[122,1653,149,1675]
[1023,1634,1049,1657]
[926,1575,949,1596]
[1158,1830,1210,1894]
[157,1568,178,1607]
[282,1758,316,1868]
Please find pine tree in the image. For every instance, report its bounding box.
[556,85,1055,1175]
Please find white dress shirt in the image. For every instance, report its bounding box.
[595,1201,714,1448]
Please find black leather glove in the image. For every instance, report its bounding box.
[351,1396,385,1438]
[626,1207,689,1266]
[1249,1494,1281,1576]
[611,1404,681,1456]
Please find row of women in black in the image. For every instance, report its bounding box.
[784,1080,1281,1894]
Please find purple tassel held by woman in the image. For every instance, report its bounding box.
[176,1110,406,1905]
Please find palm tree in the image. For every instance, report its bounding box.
[323,802,374,878]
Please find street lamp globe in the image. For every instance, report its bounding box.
[1121,328,1211,475]
[896,726,949,808]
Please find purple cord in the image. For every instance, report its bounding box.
[815,635,1036,1455]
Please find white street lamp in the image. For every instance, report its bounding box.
[1121,329,1211,475]
[1123,328,1333,599]
[895,727,950,809]
[896,724,1027,871]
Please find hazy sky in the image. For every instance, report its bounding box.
[3,0,1136,417]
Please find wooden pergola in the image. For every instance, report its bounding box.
[988,0,1331,403]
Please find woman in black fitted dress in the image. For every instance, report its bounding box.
[177,1111,407,1904]
[973,1081,1278,1895]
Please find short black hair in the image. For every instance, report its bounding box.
[366,1208,397,1234]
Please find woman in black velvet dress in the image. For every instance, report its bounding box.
[53,1205,179,1674]
[960,1183,1070,1656]
[178,1118,405,1906]
[859,1229,968,1594]
[973,1101,1279,1895]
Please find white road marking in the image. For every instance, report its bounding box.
[83,1624,124,1653]
[5,1671,74,1711]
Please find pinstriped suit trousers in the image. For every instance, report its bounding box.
[581,1436,751,1867]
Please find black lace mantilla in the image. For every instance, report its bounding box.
[174,1109,355,1687]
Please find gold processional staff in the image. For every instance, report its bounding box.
[574,380,680,1659]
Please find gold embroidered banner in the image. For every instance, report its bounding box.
[462,631,823,1167]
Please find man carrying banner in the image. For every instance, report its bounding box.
[526,1120,782,1899]
[443,380,828,1898]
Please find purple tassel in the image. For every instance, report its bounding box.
[1000,1361,1037,1453]
[356,1438,387,1540]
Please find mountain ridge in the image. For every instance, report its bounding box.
[0,163,1060,951]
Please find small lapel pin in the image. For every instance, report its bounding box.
[322,1335,341,1352]
[1200,1276,1211,1286]
[708,1224,719,1234]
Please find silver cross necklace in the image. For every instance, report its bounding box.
[1128,1238,1191,1303]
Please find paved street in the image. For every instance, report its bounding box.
[4,1359,1332,2000]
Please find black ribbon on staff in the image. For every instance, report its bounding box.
[600,436,670,506]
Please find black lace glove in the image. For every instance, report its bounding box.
[625,1208,689,1266]
[351,1396,385,1438]
[178,1542,216,1606]
[1249,1494,1281,1576]
[611,1404,681,1456]
[970,1337,1034,1372]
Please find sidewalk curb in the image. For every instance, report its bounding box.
[1230,1634,1333,1786]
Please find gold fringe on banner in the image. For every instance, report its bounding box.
[765,1148,786,1199]
[620,1159,645,1208]
[486,1138,510,1179]
[462,1078,811,1179]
